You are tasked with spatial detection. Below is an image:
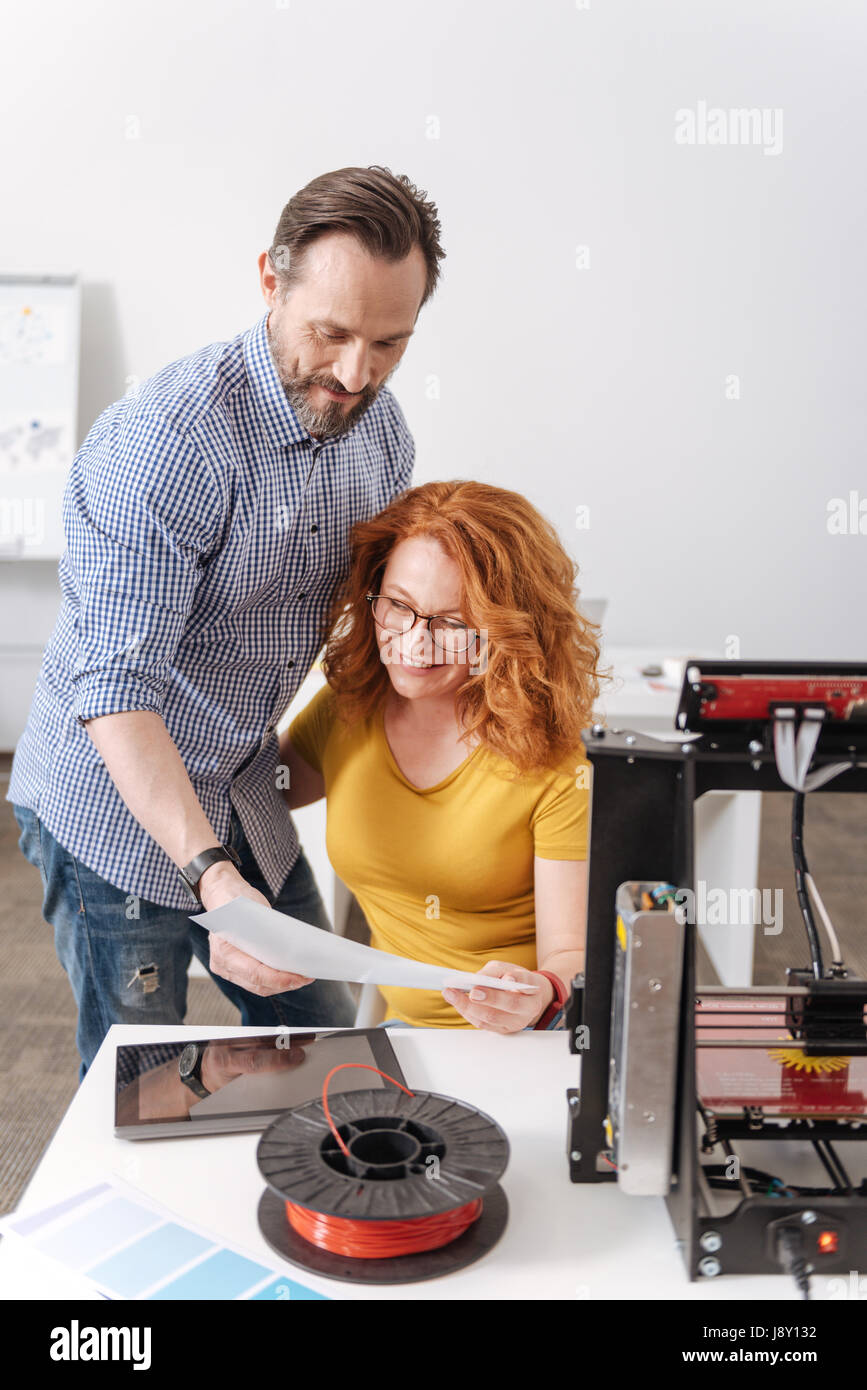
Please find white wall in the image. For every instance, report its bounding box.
[1,0,865,745]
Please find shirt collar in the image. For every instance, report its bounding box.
[243,312,312,449]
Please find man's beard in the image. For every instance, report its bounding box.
[266,318,389,441]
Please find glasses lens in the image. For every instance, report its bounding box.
[430,619,472,654]
[371,597,414,632]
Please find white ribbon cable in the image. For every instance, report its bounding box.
[795,714,823,786]
[773,714,800,789]
[801,760,854,791]
[773,709,851,791]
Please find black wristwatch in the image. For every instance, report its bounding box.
[178,1042,211,1099]
[178,844,242,904]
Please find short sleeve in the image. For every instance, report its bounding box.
[287,685,338,774]
[530,747,591,860]
[68,406,224,722]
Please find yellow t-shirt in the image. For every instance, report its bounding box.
[288,686,590,1027]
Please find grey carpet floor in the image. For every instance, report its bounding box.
[0,757,238,1215]
[1,756,864,1215]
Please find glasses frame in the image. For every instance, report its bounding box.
[365,592,474,653]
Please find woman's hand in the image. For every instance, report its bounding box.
[442,960,553,1034]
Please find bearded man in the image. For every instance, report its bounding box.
[9,166,444,1077]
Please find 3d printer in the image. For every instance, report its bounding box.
[567,660,867,1296]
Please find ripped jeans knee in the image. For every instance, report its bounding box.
[126,961,160,996]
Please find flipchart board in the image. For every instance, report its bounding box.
[0,273,81,559]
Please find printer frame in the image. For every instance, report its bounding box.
[567,721,867,1279]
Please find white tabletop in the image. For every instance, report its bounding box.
[0,1025,834,1301]
[595,645,716,732]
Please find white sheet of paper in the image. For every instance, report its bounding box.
[192,898,538,995]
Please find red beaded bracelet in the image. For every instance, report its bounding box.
[533,970,568,1030]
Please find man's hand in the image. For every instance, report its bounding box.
[200,860,314,996]
[200,1036,308,1093]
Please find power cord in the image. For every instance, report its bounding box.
[774,1225,812,1300]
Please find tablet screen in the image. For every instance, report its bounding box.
[114,1029,407,1139]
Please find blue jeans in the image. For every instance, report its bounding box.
[13,804,355,1080]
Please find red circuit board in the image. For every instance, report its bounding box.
[696,997,867,1118]
[696,676,867,723]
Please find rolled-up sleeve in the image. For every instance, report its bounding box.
[68,408,224,722]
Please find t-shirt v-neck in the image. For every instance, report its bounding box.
[377,704,482,793]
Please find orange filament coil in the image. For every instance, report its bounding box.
[256,1061,510,1281]
[284,1198,484,1258]
[302,1063,484,1257]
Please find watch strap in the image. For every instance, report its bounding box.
[179,844,242,903]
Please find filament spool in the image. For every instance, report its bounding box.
[256,1087,510,1284]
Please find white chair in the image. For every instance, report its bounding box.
[354,981,386,1028]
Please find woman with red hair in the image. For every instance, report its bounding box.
[280,480,603,1032]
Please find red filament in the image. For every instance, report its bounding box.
[282,1062,484,1258]
[285,1199,483,1258]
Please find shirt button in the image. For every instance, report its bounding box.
[310,523,318,533]
[287,660,295,669]
[297,592,306,602]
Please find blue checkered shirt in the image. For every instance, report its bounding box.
[8,313,414,909]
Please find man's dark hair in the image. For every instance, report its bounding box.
[268,165,445,309]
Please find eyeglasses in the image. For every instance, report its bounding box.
[365,592,474,654]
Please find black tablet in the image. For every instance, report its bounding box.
[114,1028,407,1139]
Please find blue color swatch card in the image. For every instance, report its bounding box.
[1,1179,328,1301]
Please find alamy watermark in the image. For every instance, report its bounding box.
[50,1321,151,1369]
[827,490,867,535]
[675,101,783,157]
[0,496,45,548]
[676,881,783,935]
[379,628,488,675]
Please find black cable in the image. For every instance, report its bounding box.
[701,1163,781,1188]
[791,792,824,981]
[775,1225,811,1300]
[705,1176,852,1196]
[811,1140,841,1190]
[815,1139,853,1196]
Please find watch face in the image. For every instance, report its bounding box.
[179,1043,199,1078]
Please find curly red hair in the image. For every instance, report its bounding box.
[322,480,607,773]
